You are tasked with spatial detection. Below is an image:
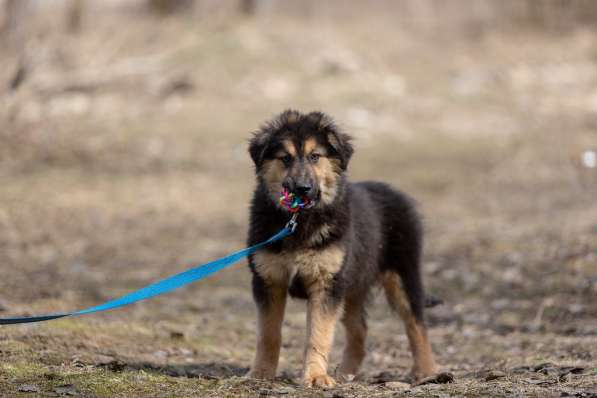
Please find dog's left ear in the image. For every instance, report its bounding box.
[248,129,271,169]
[317,116,353,170]
[327,129,354,170]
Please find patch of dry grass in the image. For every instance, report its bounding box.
[0,7,596,397]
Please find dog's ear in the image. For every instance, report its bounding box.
[310,112,353,170]
[248,129,272,168]
[249,110,298,168]
[327,130,354,170]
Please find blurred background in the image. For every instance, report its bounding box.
[1,1,596,396]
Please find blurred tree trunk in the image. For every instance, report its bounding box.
[65,0,84,34]
[2,0,30,92]
[240,0,257,15]
[1,0,29,43]
[240,0,272,16]
[148,0,194,15]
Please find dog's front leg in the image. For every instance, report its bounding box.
[302,288,342,388]
[249,282,287,380]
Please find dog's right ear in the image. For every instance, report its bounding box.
[248,129,271,168]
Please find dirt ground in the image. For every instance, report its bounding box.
[1,7,596,397]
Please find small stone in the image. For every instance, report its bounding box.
[559,373,571,383]
[485,370,506,381]
[93,354,115,365]
[414,372,454,386]
[152,350,168,359]
[323,392,344,398]
[277,370,296,383]
[95,356,126,372]
[271,387,295,395]
[43,372,59,380]
[533,362,555,372]
[179,348,193,356]
[18,384,40,393]
[524,378,552,386]
[559,366,585,376]
[336,373,355,382]
[54,384,79,396]
[511,366,532,374]
[424,295,444,308]
[370,370,398,384]
[384,381,411,389]
[166,366,189,378]
[106,360,127,372]
[70,356,86,368]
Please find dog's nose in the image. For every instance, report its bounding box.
[294,184,312,196]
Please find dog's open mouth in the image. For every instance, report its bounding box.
[279,189,317,212]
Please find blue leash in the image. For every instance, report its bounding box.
[0,215,298,325]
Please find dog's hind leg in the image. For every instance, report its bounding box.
[336,295,367,380]
[383,272,437,381]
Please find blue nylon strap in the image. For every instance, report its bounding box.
[0,227,292,325]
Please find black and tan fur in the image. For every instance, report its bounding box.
[247,110,438,387]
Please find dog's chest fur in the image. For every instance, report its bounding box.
[252,241,345,291]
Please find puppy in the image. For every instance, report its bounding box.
[246,110,437,387]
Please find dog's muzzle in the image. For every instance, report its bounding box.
[279,189,316,212]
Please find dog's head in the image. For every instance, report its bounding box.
[249,110,353,211]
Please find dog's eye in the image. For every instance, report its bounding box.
[279,154,292,166]
[308,153,321,163]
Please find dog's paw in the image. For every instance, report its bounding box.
[335,372,356,383]
[335,363,359,383]
[246,368,276,380]
[304,373,336,388]
[410,364,440,383]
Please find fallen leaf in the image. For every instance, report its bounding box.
[384,381,411,389]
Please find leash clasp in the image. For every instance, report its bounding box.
[285,213,299,234]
